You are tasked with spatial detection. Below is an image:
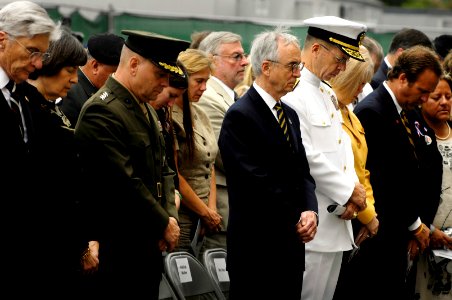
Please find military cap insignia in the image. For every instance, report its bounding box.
[159,62,185,76]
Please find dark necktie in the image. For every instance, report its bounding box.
[233,91,239,102]
[274,102,291,144]
[400,110,417,159]
[6,80,24,138]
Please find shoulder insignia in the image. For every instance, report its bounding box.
[99,91,109,101]
[331,95,339,110]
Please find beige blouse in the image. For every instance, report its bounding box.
[172,103,218,203]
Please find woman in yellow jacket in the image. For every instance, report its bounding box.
[329,45,380,300]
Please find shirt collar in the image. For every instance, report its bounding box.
[253,81,278,112]
[0,68,11,89]
[210,76,235,100]
[384,56,392,70]
[383,81,402,114]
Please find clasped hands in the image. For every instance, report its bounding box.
[354,216,380,245]
[408,225,452,260]
[81,240,100,274]
[159,216,180,252]
[340,182,367,220]
[296,211,318,244]
[430,228,452,250]
[201,207,222,233]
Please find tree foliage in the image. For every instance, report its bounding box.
[381,0,452,9]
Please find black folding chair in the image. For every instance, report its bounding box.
[159,273,178,300]
[202,248,229,299]
[164,251,226,300]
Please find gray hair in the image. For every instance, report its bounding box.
[0,1,60,41]
[250,26,300,77]
[198,31,242,55]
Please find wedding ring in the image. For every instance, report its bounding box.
[353,211,358,218]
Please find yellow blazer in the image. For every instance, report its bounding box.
[341,106,377,224]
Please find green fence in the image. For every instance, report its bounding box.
[47,8,394,54]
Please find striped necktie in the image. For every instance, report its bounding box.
[400,110,417,159]
[6,80,24,138]
[274,102,290,144]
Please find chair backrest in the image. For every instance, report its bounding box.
[202,248,230,299]
[159,273,178,300]
[164,251,226,300]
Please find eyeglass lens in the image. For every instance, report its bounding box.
[319,43,347,64]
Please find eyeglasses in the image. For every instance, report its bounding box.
[267,60,303,74]
[213,52,247,62]
[318,43,348,65]
[11,36,51,63]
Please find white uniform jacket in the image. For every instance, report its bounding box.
[282,67,357,252]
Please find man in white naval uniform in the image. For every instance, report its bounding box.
[282,16,367,300]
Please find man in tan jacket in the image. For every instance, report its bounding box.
[196,31,249,250]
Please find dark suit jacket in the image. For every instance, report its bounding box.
[0,82,34,225]
[0,81,65,295]
[370,59,389,90]
[60,68,97,128]
[353,84,442,298]
[218,85,317,300]
[0,82,33,166]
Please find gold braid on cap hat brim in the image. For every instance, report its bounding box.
[342,48,364,61]
[328,37,359,51]
[158,62,185,76]
[328,31,366,50]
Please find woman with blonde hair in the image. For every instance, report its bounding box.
[172,49,222,258]
[329,46,380,299]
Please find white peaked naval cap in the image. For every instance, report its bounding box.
[304,16,368,61]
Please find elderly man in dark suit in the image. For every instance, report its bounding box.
[60,32,124,127]
[0,1,60,296]
[353,45,443,300]
[218,26,318,300]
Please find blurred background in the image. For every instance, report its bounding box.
[6,0,451,54]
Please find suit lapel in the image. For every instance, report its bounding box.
[379,87,419,162]
[5,82,34,144]
[341,107,363,143]
[208,78,234,107]
[78,68,97,99]
[248,87,295,152]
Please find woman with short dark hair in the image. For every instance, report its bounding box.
[22,28,88,296]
